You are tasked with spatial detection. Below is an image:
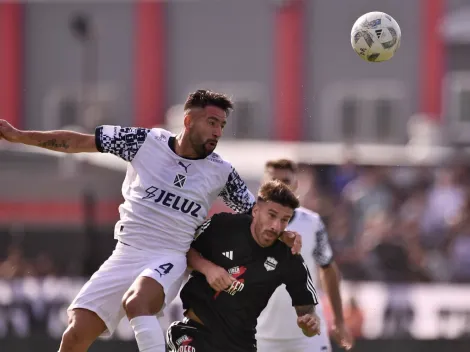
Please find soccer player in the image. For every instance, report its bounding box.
[256,159,354,351]
[166,180,321,352]
[0,90,300,352]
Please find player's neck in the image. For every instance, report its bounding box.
[174,133,200,159]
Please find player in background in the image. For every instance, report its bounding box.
[0,90,300,352]
[166,180,320,352]
[256,159,354,352]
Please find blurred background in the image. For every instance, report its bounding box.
[1,0,470,351]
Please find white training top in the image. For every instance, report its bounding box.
[256,206,334,340]
[95,126,255,254]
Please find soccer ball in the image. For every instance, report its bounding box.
[351,12,401,62]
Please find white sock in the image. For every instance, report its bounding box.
[130,316,166,352]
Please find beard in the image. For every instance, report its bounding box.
[189,135,217,158]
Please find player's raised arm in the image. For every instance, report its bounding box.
[0,119,97,153]
[0,121,151,161]
[95,125,150,161]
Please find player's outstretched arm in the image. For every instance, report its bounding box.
[0,119,97,153]
[295,305,321,337]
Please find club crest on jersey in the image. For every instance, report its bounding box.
[228,266,240,275]
[264,257,278,271]
[174,174,186,188]
[214,266,247,299]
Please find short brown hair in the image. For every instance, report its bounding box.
[257,180,299,210]
[184,89,234,115]
[265,159,298,173]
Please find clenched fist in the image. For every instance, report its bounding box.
[0,119,21,143]
[204,264,235,292]
[297,313,321,337]
[280,231,302,255]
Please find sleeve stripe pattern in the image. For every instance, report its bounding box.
[302,261,319,305]
[96,125,150,162]
[313,224,334,266]
[166,321,179,351]
[194,219,211,240]
[218,167,255,214]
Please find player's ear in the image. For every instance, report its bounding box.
[292,178,299,193]
[183,111,193,129]
[252,203,259,217]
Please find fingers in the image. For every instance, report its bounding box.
[333,326,354,350]
[341,332,354,350]
[209,279,227,292]
[208,269,236,292]
[298,315,321,336]
[291,232,302,255]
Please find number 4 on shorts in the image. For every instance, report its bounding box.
[154,262,174,277]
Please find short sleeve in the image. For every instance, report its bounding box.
[191,218,216,255]
[218,167,255,214]
[95,125,150,162]
[283,255,319,307]
[313,220,334,267]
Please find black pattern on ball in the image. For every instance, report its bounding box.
[354,30,374,48]
[367,53,380,62]
[381,27,398,49]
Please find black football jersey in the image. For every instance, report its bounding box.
[180,212,318,351]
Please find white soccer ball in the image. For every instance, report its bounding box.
[351,11,401,62]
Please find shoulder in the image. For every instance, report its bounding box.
[292,207,324,230]
[206,152,233,171]
[148,128,174,143]
[295,206,321,221]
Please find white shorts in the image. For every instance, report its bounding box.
[68,241,187,337]
[257,335,332,352]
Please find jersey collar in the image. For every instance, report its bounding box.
[168,136,207,161]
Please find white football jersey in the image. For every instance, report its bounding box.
[256,206,333,340]
[95,125,255,253]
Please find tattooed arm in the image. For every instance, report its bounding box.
[0,119,96,153]
[283,254,321,337]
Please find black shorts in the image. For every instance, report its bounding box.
[166,318,218,352]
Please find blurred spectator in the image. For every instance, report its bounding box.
[342,166,393,241]
[0,245,30,279]
[421,167,465,248]
[0,245,57,279]
[447,192,470,282]
[33,252,58,277]
[298,162,470,283]
[332,154,358,196]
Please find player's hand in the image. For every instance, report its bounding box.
[297,313,321,337]
[203,264,235,292]
[280,231,302,255]
[331,322,354,350]
[0,119,22,143]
